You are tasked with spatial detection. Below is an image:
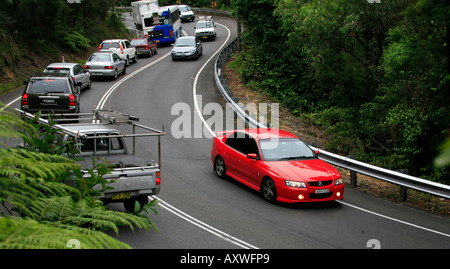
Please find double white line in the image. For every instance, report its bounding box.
[151,196,258,249]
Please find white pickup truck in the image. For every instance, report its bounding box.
[17,109,165,213]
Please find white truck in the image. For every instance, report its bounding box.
[131,0,159,30]
[17,108,165,213]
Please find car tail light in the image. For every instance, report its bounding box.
[72,76,76,82]
[84,65,90,69]
[156,171,161,185]
[98,44,102,51]
[69,94,76,108]
[22,93,28,106]
[119,43,124,54]
[169,30,173,38]
[104,66,113,69]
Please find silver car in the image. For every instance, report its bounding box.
[44,62,91,90]
[84,51,126,80]
[171,36,203,61]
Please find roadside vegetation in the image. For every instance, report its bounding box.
[0,106,159,248]
[0,0,134,95]
[229,0,450,185]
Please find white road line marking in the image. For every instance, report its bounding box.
[151,196,259,249]
[338,201,450,238]
[192,22,231,138]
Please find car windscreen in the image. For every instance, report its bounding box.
[44,68,70,74]
[196,21,212,28]
[88,54,111,62]
[259,138,316,161]
[175,38,195,47]
[100,42,120,49]
[27,79,70,94]
[131,39,147,46]
[179,6,191,12]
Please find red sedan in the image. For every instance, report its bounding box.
[211,129,344,203]
[131,38,157,57]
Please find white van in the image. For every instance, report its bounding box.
[195,16,216,41]
[178,5,195,22]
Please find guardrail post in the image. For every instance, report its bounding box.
[350,171,358,188]
[400,186,408,201]
[397,169,409,201]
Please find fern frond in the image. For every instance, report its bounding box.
[25,196,156,236]
[0,216,131,249]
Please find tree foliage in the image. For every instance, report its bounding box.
[0,0,131,54]
[232,0,450,183]
[0,105,159,248]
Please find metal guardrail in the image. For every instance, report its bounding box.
[191,7,233,17]
[214,39,450,201]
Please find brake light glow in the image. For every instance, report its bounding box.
[22,93,28,106]
[69,94,76,108]
[156,171,161,185]
[104,66,113,69]
[83,65,90,69]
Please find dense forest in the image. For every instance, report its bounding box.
[229,0,450,184]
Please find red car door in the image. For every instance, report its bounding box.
[222,132,246,181]
[239,136,263,189]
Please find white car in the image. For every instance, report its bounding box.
[98,39,137,66]
[195,16,216,40]
[178,5,195,22]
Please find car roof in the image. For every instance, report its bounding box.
[93,50,114,54]
[178,36,195,40]
[31,72,70,79]
[46,63,78,68]
[101,39,126,42]
[219,128,298,140]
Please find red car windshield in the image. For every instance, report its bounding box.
[259,138,316,161]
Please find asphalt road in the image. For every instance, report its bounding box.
[2,14,450,254]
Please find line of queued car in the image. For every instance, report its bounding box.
[20,37,152,115]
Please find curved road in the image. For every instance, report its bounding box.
[2,15,450,252]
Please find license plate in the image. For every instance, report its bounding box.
[92,72,102,75]
[112,192,131,200]
[315,189,329,194]
[43,99,55,103]
[137,51,141,54]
